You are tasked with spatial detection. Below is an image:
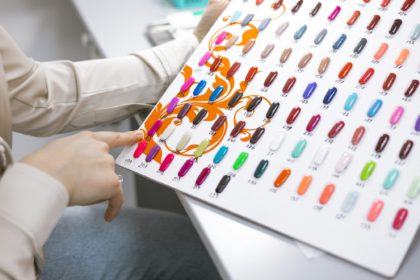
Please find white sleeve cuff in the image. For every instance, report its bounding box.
[131,33,199,96]
[0,163,69,250]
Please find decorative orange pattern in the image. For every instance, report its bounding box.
[140,6,286,163]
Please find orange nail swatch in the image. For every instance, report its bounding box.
[347,10,361,26]
[367,200,384,222]
[297,175,313,195]
[395,48,410,66]
[319,184,335,205]
[274,168,292,188]
[338,62,353,79]
[359,68,375,85]
[373,43,389,60]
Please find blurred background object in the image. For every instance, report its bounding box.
[171,0,208,8]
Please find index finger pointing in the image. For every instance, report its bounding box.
[93,131,143,149]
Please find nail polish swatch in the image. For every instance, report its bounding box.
[347,10,361,26]
[241,14,255,26]
[243,39,256,54]
[389,19,402,35]
[259,17,271,31]
[395,48,410,66]
[282,77,297,94]
[401,0,415,11]
[287,107,301,125]
[230,121,246,137]
[291,0,303,13]
[390,106,404,126]
[178,158,194,177]
[306,114,321,132]
[338,62,353,79]
[298,53,313,69]
[166,98,180,115]
[209,86,224,102]
[254,160,269,179]
[276,21,290,37]
[318,57,330,75]
[323,87,337,105]
[227,62,241,78]
[261,44,275,59]
[332,34,347,50]
[199,51,212,66]
[193,109,207,125]
[196,167,211,186]
[294,25,307,40]
[367,99,383,118]
[328,121,345,138]
[319,184,335,205]
[176,132,192,152]
[303,82,317,99]
[344,93,358,111]
[359,68,375,85]
[273,0,284,10]
[159,153,174,172]
[180,77,195,92]
[399,140,414,160]
[328,6,341,21]
[314,29,327,45]
[250,127,265,144]
[145,145,161,163]
[354,38,368,54]
[367,15,381,31]
[280,48,293,64]
[225,36,239,49]
[274,168,292,188]
[193,80,207,96]
[148,119,163,137]
[374,43,388,60]
[264,71,278,87]
[211,115,227,132]
[266,102,280,119]
[310,2,322,17]
[383,73,396,91]
[215,175,231,194]
[177,103,192,119]
[215,31,228,45]
[210,57,222,72]
[247,96,263,112]
[133,140,148,158]
[245,66,258,82]
[405,80,419,97]
[228,91,243,108]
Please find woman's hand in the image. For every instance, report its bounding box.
[21,130,143,222]
[194,0,229,42]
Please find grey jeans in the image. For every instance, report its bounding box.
[41,206,221,280]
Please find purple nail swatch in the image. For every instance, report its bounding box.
[167,97,179,114]
[145,145,161,163]
[148,119,163,137]
[178,158,195,177]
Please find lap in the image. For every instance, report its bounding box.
[41,206,221,280]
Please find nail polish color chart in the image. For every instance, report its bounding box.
[117,0,420,276]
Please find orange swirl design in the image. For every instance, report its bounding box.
[140,6,286,163]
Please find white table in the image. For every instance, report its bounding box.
[71,1,420,279]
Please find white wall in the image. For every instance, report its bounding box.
[0,0,138,206]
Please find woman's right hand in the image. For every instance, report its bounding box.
[21,130,143,222]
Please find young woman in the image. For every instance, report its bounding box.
[0,1,228,279]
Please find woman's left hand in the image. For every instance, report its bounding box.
[194,0,229,42]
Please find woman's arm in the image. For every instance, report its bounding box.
[1,26,198,136]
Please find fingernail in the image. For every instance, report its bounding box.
[104,211,112,222]
[134,130,144,139]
